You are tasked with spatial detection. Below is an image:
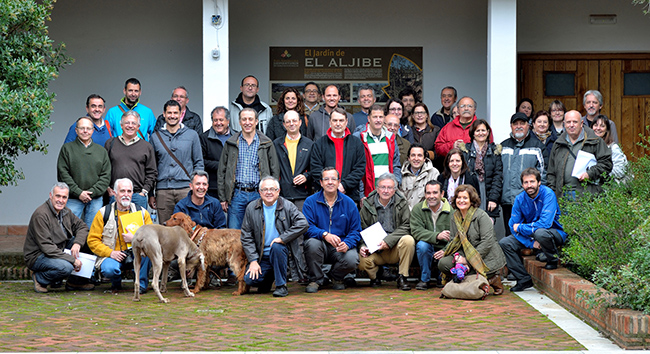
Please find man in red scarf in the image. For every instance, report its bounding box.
[310,107,366,204]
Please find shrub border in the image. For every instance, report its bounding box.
[525,256,650,349]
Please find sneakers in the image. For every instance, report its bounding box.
[510,279,534,292]
[33,274,48,293]
[305,282,320,293]
[272,285,288,297]
[369,278,381,288]
[415,281,428,290]
[65,282,95,291]
[332,280,346,290]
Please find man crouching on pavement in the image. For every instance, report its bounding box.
[24,182,94,293]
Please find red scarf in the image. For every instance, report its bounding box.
[360,125,396,197]
[326,127,350,178]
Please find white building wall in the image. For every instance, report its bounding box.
[228,0,489,119]
[518,0,650,52]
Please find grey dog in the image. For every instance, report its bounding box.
[132,224,205,303]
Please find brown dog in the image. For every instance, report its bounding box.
[132,224,205,303]
[165,212,249,295]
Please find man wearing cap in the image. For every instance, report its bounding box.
[500,112,548,236]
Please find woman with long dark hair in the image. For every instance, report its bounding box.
[265,87,307,141]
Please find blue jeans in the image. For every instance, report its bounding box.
[101,256,151,290]
[227,189,259,229]
[31,254,74,286]
[244,243,289,287]
[416,241,436,282]
[109,193,148,210]
[67,197,103,227]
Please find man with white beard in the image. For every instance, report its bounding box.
[87,178,153,294]
[500,112,548,236]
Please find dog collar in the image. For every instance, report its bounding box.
[191,226,202,241]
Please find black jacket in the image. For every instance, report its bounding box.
[154,107,203,135]
[265,113,308,142]
[310,131,366,202]
[462,142,503,218]
[437,170,481,203]
[273,135,313,201]
[200,127,228,193]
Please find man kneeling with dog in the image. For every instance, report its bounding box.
[240,176,308,297]
[88,178,153,293]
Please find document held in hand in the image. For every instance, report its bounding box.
[64,249,97,279]
[119,211,144,248]
[571,150,597,178]
[360,222,387,254]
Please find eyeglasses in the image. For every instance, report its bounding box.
[260,188,278,193]
[459,104,474,109]
[304,89,319,94]
[413,111,427,116]
[384,123,400,128]
[242,83,258,88]
[322,177,339,182]
[172,95,187,100]
[389,107,403,112]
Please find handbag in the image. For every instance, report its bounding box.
[440,273,489,300]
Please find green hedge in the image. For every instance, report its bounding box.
[560,147,650,314]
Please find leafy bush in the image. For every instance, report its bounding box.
[0,0,72,190]
[560,142,650,313]
[589,221,650,314]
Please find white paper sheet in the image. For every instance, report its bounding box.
[64,249,97,279]
[571,150,597,178]
[360,222,387,254]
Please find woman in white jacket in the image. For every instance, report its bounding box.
[592,114,628,181]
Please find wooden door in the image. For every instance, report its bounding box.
[519,53,650,159]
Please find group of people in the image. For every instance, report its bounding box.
[24,76,625,297]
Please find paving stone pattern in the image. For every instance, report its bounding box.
[0,281,584,352]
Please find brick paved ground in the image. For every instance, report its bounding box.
[0,280,584,352]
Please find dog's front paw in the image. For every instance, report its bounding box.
[132,297,141,302]
[185,291,195,297]
[160,297,169,303]
[231,290,242,296]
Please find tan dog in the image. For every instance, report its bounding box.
[132,224,205,303]
[165,212,249,295]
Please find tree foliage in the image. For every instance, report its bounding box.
[0,0,72,190]
[633,0,650,14]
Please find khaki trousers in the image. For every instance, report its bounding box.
[359,235,415,279]
[156,187,190,225]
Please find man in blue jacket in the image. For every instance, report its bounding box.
[302,167,362,293]
[173,170,226,229]
[499,168,567,292]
